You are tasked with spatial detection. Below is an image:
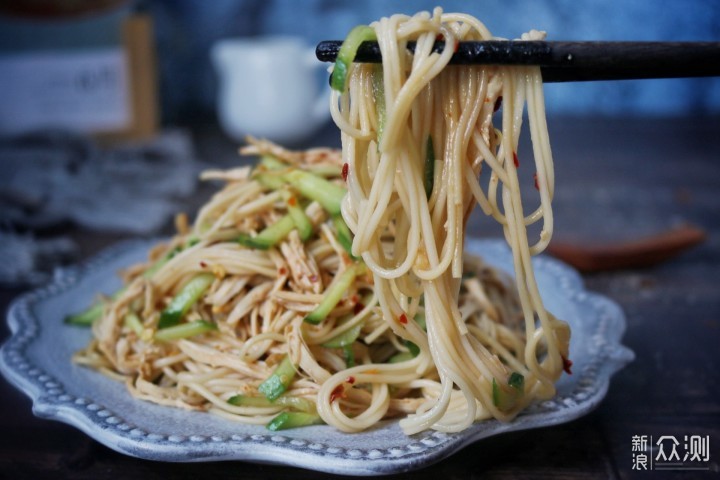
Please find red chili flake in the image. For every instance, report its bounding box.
[341,163,349,182]
[454,40,459,53]
[398,313,408,325]
[287,196,297,207]
[513,152,519,168]
[278,267,287,275]
[533,173,539,190]
[436,34,444,42]
[199,261,207,268]
[330,385,345,403]
[561,355,573,375]
[493,96,503,112]
[351,295,359,304]
[345,376,356,385]
[353,302,365,315]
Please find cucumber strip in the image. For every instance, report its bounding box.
[65,301,106,326]
[266,412,324,431]
[405,340,420,357]
[424,135,435,199]
[282,191,313,241]
[322,322,362,348]
[258,355,297,401]
[508,372,525,389]
[304,264,361,325]
[154,320,217,342]
[414,312,427,331]
[372,64,386,142]
[332,214,355,257]
[237,214,295,250]
[254,172,287,190]
[259,154,288,170]
[387,340,420,364]
[342,344,355,368]
[65,241,192,326]
[307,165,342,178]
[124,311,144,336]
[158,273,215,329]
[492,372,525,410]
[283,170,347,216]
[388,351,415,363]
[331,25,377,92]
[227,394,316,413]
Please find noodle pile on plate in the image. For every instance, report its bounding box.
[72,8,570,435]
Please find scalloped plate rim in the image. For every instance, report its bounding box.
[0,238,634,475]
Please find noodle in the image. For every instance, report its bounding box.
[72,8,570,435]
[327,8,570,434]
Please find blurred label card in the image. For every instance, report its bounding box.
[0,48,130,134]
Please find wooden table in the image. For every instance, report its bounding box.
[1,117,718,478]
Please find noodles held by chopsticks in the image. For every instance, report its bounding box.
[73,8,570,435]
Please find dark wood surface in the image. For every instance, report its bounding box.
[1,117,719,479]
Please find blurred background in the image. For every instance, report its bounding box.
[0,0,719,283]
[148,0,720,120]
[2,0,719,127]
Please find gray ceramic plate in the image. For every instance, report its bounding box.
[0,238,633,475]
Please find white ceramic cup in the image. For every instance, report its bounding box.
[211,36,331,145]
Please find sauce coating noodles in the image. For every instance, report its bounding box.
[74,8,570,435]
[329,8,569,433]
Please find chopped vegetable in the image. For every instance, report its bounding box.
[158,273,215,329]
[388,351,414,363]
[387,338,420,363]
[65,241,192,326]
[237,214,296,250]
[228,394,315,413]
[372,64,386,142]
[307,165,342,178]
[258,355,297,401]
[266,412,324,431]
[304,263,363,324]
[332,214,355,257]
[424,135,435,199]
[283,170,347,216]
[283,191,313,241]
[154,320,217,342]
[342,344,355,368]
[405,340,420,356]
[492,372,525,411]
[259,154,288,170]
[65,302,107,326]
[322,322,362,348]
[331,25,377,92]
[254,172,286,190]
[414,312,427,331]
[508,372,524,389]
[124,311,144,336]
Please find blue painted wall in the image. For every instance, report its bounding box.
[147,0,720,120]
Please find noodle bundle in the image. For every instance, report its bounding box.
[72,8,570,435]
[330,8,570,434]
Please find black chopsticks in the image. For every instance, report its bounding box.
[316,40,720,82]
